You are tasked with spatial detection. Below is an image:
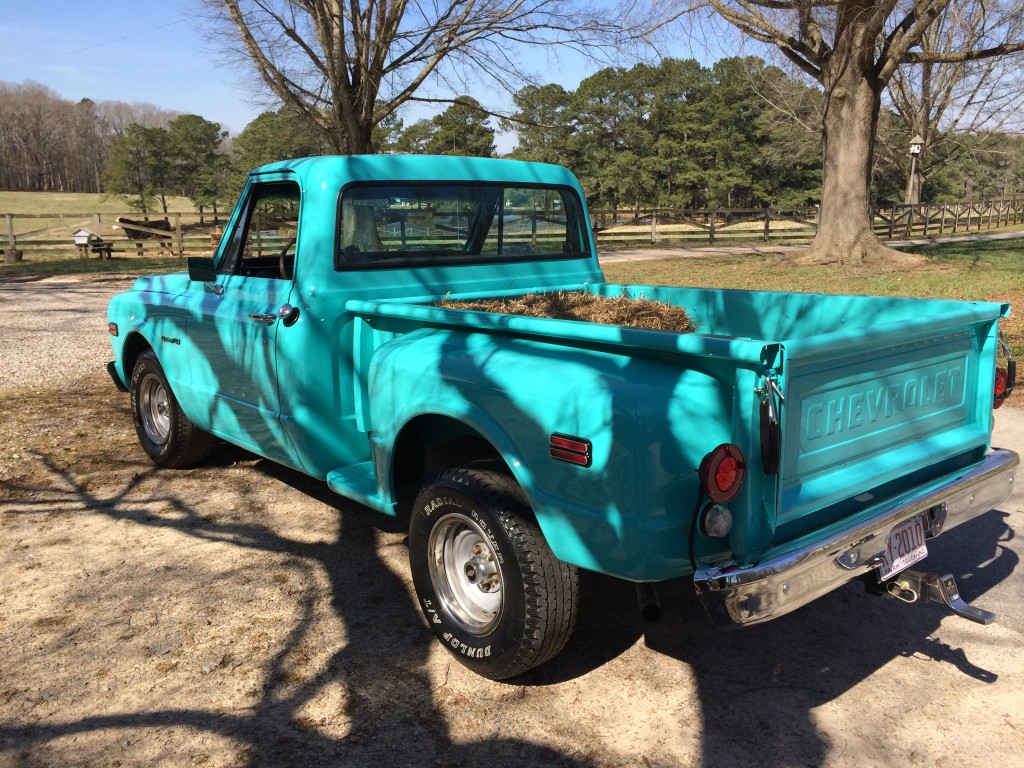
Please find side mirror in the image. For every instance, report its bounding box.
[187,256,217,283]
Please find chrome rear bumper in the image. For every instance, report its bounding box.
[693,449,1018,627]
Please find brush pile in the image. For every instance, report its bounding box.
[435,290,696,333]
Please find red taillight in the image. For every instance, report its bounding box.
[715,456,738,492]
[994,367,1009,408]
[107,322,119,336]
[700,444,746,504]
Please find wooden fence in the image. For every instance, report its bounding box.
[590,199,1024,248]
[4,198,1024,262]
[3,211,223,262]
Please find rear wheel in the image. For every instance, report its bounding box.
[409,466,579,680]
[130,350,213,468]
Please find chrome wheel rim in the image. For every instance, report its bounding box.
[428,513,502,636]
[139,373,171,445]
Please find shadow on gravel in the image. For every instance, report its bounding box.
[0,452,594,767]
[0,445,1015,768]
[641,508,1015,767]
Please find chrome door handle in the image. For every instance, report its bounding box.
[248,313,277,325]
[278,303,300,327]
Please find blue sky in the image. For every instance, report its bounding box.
[0,0,712,147]
[1,0,265,135]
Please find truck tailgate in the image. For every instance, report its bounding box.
[777,305,1004,535]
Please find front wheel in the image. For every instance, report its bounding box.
[130,350,213,468]
[409,467,579,680]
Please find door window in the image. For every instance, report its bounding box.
[219,181,300,279]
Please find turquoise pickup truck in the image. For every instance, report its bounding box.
[107,155,1018,679]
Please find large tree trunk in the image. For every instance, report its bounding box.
[800,6,924,266]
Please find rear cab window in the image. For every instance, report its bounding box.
[335,183,588,270]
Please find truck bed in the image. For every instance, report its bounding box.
[346,283,1006,562]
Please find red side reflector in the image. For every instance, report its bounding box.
[550,434,592,467]
[107,322,119,336]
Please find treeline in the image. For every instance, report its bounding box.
[497,57,1024,210]
[378,56,1024,209]
[4,60,1023,215]
[504,58,824,210]
[0,81,179,194]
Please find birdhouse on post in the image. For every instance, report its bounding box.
[73,228,95,258]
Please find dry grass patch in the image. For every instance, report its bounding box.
[436,290,697,333]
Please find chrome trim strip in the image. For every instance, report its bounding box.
[694,449,1019,627]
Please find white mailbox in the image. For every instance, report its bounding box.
[73,228,95,246]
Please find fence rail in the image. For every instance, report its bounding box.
[590,199,1024,248]
[4,199,1024,262]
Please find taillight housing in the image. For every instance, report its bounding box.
[699,444,746,504]
[994,361,1015,409]
[995,331,1015,409]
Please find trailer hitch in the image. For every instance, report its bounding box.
[882,570,995,625]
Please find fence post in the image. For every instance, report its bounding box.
[709,210,716,246]
[5,214,14,250]
[173,213,183,257]
[888,206,896,239]
[923,205,930,238]
[650,210,657,245]
[939,206,947,235]
[763,207,770,243]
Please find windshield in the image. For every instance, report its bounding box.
[336,183,588,269]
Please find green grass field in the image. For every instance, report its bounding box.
[0,191,197,216]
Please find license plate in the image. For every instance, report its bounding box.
[880,516,928,579]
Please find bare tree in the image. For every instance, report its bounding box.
[202,0,622,154]
[656,0,1024,264]
[0,82,71,191]
[883,6,1024,204]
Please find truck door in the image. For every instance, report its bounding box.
[187,177,299,461]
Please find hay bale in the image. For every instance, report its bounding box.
[435,291,696,333]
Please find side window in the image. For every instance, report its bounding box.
[219,181,300,279]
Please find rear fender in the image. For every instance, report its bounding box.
[369,327,738,580]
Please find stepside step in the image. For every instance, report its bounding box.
[326,461,395,514]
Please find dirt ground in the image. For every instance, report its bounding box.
[1,277,1023,768]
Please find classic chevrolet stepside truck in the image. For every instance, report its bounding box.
[107,155,1018,679]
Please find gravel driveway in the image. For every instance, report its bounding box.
[0,275,136,391]
[1,276,1023,768]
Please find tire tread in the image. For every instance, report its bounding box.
[426,466,579,678]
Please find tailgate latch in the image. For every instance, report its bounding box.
[756,371,785,475]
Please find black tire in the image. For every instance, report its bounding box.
[409,467,579,680]
[130,350,214,468]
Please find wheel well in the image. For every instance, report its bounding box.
[121,333,153,380]
[391,415,512,514]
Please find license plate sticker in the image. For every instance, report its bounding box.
[880,516,928,579]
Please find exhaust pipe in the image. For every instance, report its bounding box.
[636,583,662,622]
